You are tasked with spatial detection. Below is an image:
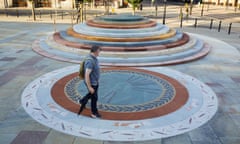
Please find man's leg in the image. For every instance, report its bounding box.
[91,92,98,114]
[91,85,101,118]
[78,93,91,115]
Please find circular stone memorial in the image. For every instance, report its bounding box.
[33,14,210,66]
[21,66,218,141]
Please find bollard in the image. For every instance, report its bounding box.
[39,10,41,19]
[180,16,183,28]
[185,3,189,19]
[228,23,232,35]
[53,19,56,32]
[201,2,204,16]
[209,19,213,29]
[71,12,74,27]
[16,9,19,18]
[179,7,183,19]
[5,9,8,17]
[62,11,64,20]
[155,5,158,16]
[218,21,222,32]
[84,5,86,21]
[190,2,193,15]
[140,4,143,11]
[29,10,31,18]
[163,2,167,25]
[194,18,197,28]
[50,11,52,19]
[201,4,203,16]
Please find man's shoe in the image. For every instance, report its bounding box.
[91,113,101,119]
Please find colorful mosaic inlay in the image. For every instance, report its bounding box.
[65,70,175,112]
[22,66,218,141]
[51,67,188,120]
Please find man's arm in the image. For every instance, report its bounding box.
[85,68,95,94]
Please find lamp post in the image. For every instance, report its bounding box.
[29,0,36,21]
[201,0,204,16]
[105,0,110,15]
[190,0,193,15]
[53,0,58,31]
[162,0,167,24]
[155,1,158,16]
[84,2,86,21]
[80,2,83,22]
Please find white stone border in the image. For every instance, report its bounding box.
[21,66,218,141]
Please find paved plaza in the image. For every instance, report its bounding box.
[0,4,240,144]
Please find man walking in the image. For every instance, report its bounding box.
[78,45,101,118]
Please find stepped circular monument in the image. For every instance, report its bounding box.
[33,14,210,66]
[24,14,218,141]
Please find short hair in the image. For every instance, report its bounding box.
[90,45,101,52]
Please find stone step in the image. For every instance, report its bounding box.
[59,30,184,47]
[36,34,208,66]
[66,27,177,42]
[86,19,157,29]
[74,22,166,34]
[72,23,169,38]
[45,33,197,58]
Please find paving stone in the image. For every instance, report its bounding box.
[0,134,17,144]
[209,111,240,137]
[219,137,240,144]
[229,114,240,128]
[161,134,192,144]
[189,124,222,144]
[215,91,239,106]
[10,130,48,144]
[191,140,221,144]
[103,141,133,144]
[43,130,74,144]
[74,137,103,144]
[0,108,49,133]
[103,139,162,144]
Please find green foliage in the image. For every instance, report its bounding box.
[126,0,143,8]
[126,0,143,15]
[76,0,91,3]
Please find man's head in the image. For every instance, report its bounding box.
[90,45,101,57]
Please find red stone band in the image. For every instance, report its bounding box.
[51,67,189,120]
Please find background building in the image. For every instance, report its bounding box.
[0,0,239,9]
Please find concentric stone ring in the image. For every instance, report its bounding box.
[33,14,210,66]
[51,67,189,120]
[21,66,218,141]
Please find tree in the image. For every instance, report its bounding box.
[28,0,36,21]
[4,0,9,8]
[126,0,143,15]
